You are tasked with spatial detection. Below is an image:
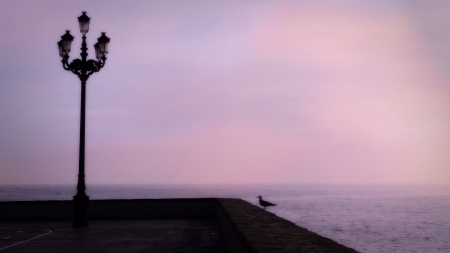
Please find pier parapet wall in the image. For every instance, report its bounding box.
[0,198,358,252]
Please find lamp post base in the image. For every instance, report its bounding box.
[73,194,89,227]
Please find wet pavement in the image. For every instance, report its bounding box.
[0,219,227,253]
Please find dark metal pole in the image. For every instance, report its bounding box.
[73,35,89,227]
[59,13,109,227]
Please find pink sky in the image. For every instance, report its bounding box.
[1,1,449,185]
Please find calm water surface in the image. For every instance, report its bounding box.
[1,184,449,253]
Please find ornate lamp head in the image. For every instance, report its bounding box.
[97,32,110,55]
[57,40,65,57]
[78,11,91,35]
[94,42,102,60]
[60,30,74,53]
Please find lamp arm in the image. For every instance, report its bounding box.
[61,56,71,71]
[60,56,83,79]
[65,58,83,78]
[86,57,107,77]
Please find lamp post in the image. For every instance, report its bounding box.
[58,12,110,227]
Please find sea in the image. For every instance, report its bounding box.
[0,184,449,253]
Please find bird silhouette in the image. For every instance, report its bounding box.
[257,196,277,210]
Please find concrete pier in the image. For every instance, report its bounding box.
[0,198,358,252]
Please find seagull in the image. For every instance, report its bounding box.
[257,196,277,210]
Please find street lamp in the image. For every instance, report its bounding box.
[58,11,110,227]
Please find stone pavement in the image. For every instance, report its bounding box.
[0,219,226,253]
